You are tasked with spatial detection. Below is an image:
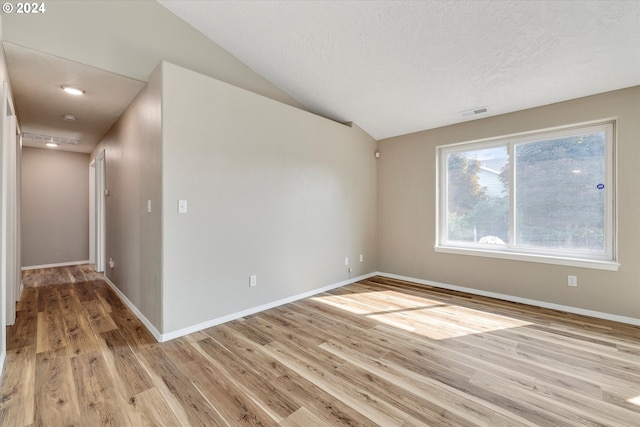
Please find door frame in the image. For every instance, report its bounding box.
[89,159,95,265]
[2,81,20,329]
[94,150,105,272]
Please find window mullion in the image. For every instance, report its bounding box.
[508,142,516,248]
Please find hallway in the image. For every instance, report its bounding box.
[0,265,163,426]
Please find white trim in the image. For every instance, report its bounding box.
[436,119,617,268]
[377,271,640,327]
[102,275,163,342]
[2,94,19,327]
[0,350,5,376]
[95,150,106,273]
[21,260,91,271]
[434,246,620,271]
[162,272,378,342]
[89,160,96,265]
[435,117,618,150]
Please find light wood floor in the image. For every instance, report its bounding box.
[1,266,640,426]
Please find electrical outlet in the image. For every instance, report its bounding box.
[568,275,577,287]
[345,257,349,266]
[359,254,363,262]
[250,275,257,287]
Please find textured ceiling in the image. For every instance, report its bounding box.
[159,0,640,140]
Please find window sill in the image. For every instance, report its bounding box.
[434,245,619,271]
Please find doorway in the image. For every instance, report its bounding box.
[93,150,106,273]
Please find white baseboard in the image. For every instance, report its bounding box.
[376,272,640,327]
[160,272,379,342]
[22,260,91,271]
[102,276,163,342]
[0,350,5,377]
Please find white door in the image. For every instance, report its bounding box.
[95,150,105,272]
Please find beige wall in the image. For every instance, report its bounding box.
[91,66,163,330]
[378,86,640,319]
[2,0,303,110]
[21,147,89,267]
[161,62,377,334]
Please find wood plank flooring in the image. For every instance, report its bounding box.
[2,266,640,426]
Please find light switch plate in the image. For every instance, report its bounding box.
[178,200,188,213]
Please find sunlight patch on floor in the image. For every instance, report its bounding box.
[312,289,532,340]
[627,395,640,407]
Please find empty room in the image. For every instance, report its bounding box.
[0,1,639,426]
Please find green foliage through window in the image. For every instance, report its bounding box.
[439,122,614,262]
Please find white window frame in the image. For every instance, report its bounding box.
[435,120,618,271]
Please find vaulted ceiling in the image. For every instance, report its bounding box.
[159,0,640,140]
[2,1,639,153]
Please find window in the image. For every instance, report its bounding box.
[436,121,617,270]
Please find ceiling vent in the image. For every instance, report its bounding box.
[460,107,488,117]
[23,132,80,145]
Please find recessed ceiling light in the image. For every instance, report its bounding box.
[61,85,85,96]
[45,142,58,148]
[63,114,77,122]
